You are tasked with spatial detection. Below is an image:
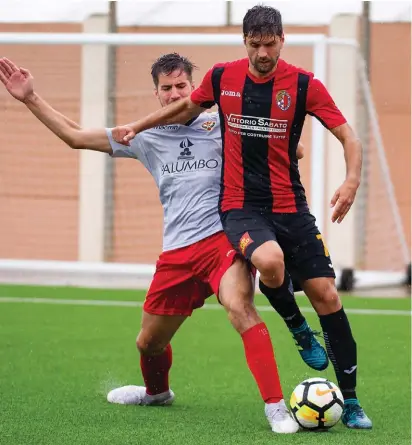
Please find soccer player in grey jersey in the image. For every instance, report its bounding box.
[0,54,300,434]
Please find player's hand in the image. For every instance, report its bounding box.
[111,126,137,146]
[330,178,360,224]
[0,58,34,102]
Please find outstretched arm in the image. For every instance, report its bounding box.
[0,57,112,153]
[118,97,204,144]
[23,93,112,152]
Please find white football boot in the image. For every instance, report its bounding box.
[264,399,300,434]
[107,385,175,406]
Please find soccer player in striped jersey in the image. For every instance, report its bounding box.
[108,5,372,430]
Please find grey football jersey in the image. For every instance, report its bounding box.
[106,112,223,251]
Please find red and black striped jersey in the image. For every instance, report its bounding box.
[190,58,347,213]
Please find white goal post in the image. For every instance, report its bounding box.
[0,26,409,291]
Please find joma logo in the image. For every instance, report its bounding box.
[221,90,241,98]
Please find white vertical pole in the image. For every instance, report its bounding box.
[326,14,358,269]
[78,14,110,262]
[310,37,327,233]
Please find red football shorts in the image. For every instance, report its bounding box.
[143,231,240,316]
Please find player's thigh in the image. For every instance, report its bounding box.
[218,257,261,333]
[220,209,279,264]
[190,231,258,327]
[139,258,196,353]
[191,231,254,301]
[145,278,209,317]
[273,212,335,284]
[218,257,255,308]
[137,310,187,354]
[190,232,260,333]
[144,249,201,317]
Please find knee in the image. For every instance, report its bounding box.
[310,281,341,312]
[257,255,285,287]
[227,299,253,320]
[136,332,165,357]
[250,242,285,286]
[225,298,261,334]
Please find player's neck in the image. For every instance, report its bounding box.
[248,60,279,81]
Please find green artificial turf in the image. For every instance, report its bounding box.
[0,284,410,445]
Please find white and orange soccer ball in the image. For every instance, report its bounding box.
[290,378,344,430]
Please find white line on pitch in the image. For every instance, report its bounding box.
[0,296,410,316]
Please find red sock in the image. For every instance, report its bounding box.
[140,344,172,395]
[241,323,283,404]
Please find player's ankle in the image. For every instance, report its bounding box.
[145,388,171,397]
[265,397,284,404]
[343,397,359,405]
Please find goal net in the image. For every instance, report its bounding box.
[0,25,409,291]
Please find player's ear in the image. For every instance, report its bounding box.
[153,87,159,99]
[191,82,195,91]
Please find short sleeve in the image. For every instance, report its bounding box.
[306,77,347,129]
[191,67,217,109]
[106,128,145,160]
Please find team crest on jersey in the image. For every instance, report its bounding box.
[276,90,291,111]
[202,120,216,131]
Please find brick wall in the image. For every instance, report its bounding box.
[0,22,409,268]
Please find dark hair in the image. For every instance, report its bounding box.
[151,53,197,87]
[243,4,283,39]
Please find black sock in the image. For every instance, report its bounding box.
[259,271,306,330]
[319,307,357,400]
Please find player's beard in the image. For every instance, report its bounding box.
[254,55,279,74]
